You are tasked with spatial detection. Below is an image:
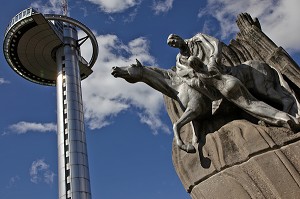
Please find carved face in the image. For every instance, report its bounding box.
[111,62,143,83]
[167,34,185,49]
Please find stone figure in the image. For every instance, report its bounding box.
[112,58,300,153]
[112,60,212,153]
[112,29,300,153]
[111,16,300,154]
[167,33,222,79]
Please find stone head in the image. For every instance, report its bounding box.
[167,34,186,49]
[111,59,143,83]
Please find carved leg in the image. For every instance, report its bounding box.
[191,121,199,145]
[217,75,300,130]
[282,97,296,115]
[173,106,199,153]
[264,85,296,115]
[252,71,299,116]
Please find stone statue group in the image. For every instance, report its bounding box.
[111,32,300,153]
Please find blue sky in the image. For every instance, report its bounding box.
[0,0,300,198]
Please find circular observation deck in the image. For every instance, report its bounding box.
[3,8,98,86]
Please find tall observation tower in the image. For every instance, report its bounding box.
[3,2,98,199]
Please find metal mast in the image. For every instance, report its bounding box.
[61,0,68,16]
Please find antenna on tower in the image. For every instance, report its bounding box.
[61,0,68,16]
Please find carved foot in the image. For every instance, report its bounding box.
[180,143,196,153]
[282,120,300,133]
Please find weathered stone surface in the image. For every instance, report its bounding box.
[170,119,300,195]
[189,139,300,199]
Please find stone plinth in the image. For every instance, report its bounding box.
[170,118,300,198]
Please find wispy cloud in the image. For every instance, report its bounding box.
[80,6,88,17]
[138,113,171,135]
[6,175,20,188]
[79,31,170,134]
[0,78,10,84]
[4,122,56,135]
[30,159,55,184]
[152,0,174,15]
[31,0,62,14]
[123,7,139,23]
[198,0,300,53]
[85,0,141,13]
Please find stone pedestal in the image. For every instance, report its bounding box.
[171,119,300,198]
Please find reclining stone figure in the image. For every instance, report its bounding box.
[167,33,300,117]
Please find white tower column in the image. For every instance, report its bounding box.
[56,24,91,199]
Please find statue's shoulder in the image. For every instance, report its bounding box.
[190,33,220,43]
[188,33,204,42]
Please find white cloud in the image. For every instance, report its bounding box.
[85,0,141,13]
[7,122,56,134]
[31,0,62,14]
[30,159,55,184]
[0,78,9,84]
[152,0,174,15]
[138,113,171,135]
[199,0,300,53]
[79,31,170,134]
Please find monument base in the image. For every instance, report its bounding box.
[171,119,300,199]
